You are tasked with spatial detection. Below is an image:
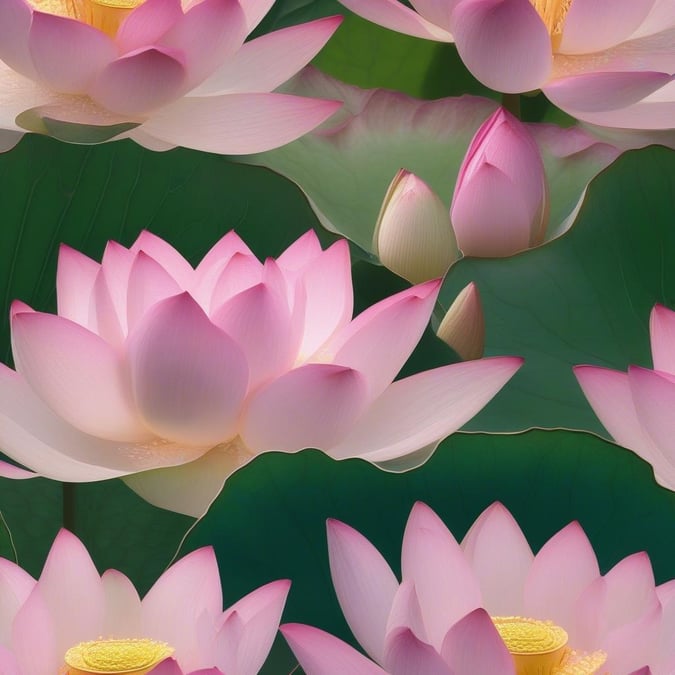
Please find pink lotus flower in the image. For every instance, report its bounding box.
[336,0,675,130]
[0,0,343,153]
[0,230,522,516]
[0,529,289,674]
[450,107,549,258]
[576,304,675,492]
[282,502,675,674]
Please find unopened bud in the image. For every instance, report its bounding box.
[436,282,485,360]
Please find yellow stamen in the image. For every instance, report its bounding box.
[64,638,174,675]
[530,0,573,49]
[492,617,607,675]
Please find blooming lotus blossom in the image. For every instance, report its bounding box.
[576,303,675,492]
[0,528,289,674]
[0,0,343,154]
[451,107,549,258]
[0,229,522,517]
[282,502,675,674]
[336,0,675,130]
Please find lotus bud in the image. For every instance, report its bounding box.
[450,108,549,258]
[437,282,485,360]
[374,169,460,283]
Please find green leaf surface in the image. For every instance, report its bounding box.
[438,145,675,434]
[184,430,675,659]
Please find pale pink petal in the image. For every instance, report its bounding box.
[276,230,323,272]
[128,293,249,447]
[130,231,194,287]
[237,0,274,31]
[28,13,116,92]
[0,559,35,645]
[401,503,481,649]
[37,529,105,659]
[450,0,552,92]
[126,251,182,331]
[560,0,656,53]
[649,304,675,375]
[383,627,452,675]
[208,252,263,314]
[191,17,343,96]
[101,569,142,638]
[159,0,247,88]
[602,603,661,674]
[0,460,35,479]
[91,265,126,347]
[123,444,253,517]
[148,659,184,675]
[116,0,184,54]
[90,47,187,116]
[241,364,369,452]
[143,548,222,672]
[327,357,523,463]
[216,610,244,675]
[297,239,354,360]
[0,0,35,77]
[211,280,295,390]
[461,502,534,616]
[140,93,342,155]
[327,519,399,664]
[56,244,100,327]
[386,581,428,643]
[338,0,454,40]
[281,623,389,675]
[544,71,673,113]
[0,647,20,675]
[523,522,600,631]
[440,608,515,674]
[571,576,606,650]
[0,130,23,153]
[410,0,459,29]
[328,280,439,401]
[658,580,675,663]
[11,311,148,441]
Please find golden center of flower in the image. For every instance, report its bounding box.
[492,617,607,674]
[64,638,174,675]
[27,0,145,37]
[530,0,573,48]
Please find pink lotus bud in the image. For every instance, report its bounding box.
[374,169,459,283]
[450,108,549,258]
[436,282,484,361]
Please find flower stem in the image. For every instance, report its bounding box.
[501,92,521,119]
[62,482,76,533]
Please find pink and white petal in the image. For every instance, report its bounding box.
[400,503,481,649]
[383,627,452,675]
[11,587,60,675]
[329,281,439,401]
[0,0,35,77]
[276,230,323,272]
[56,244,100,328]
[124,443,254,518]
[650,304,675,375]
[140,92,342,155]
[461,502,534,616]
[116,0,184,54]
[327,519,399,664]
[450,0,552,93]
[126,251,182,332]
[130,230,194,289]
[338,0,454,41]
[227,580,291,675]
[143,548,223,670]
[128,293,249,447]
[190,17,343,96]
[0,559,35,645]
[544,71,673,114]
[0,460,35,479]
[91,266,126,347]
[90,47,187,117]
[560,0,655,53]
[160,0,247,88]
[602,603,661,674]
[296,239,354,361]
[327,357,523,463]
[11,311,147,441]
[523,522,600,631]
[208,252,264,314]
[241,364,369,452]
[410,0,459,30]
[37,529,105,658]
[216,610,244,675]
[211,281,295,389]
[236,0,275,32]
[440,608,515,674]
[101,569,142,638]
[386,581,428,643]
[28,13,116,92]
[281,623,389,675]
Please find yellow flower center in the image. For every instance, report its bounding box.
[27,0,145,37]
[529,0,573,49]
[64,638,174,675]
[493,617,607,674]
